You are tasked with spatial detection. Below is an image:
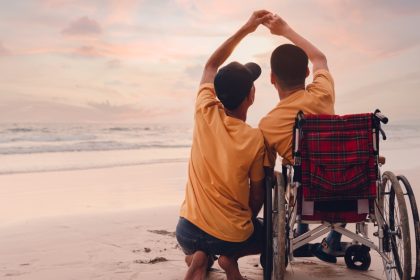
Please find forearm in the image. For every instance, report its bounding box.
[200,10,270,84]
[282,27,326,63]
[249,196,264,218]
[249,180,265,217]
[205,27,249,70]
[266,14,328,72]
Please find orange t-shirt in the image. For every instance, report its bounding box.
[259,69,335,165]
[180,83,265,242]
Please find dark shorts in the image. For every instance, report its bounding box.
[176,217,264,257]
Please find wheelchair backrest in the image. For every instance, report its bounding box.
[292,112,383,202]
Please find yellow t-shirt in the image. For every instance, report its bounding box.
[259,69,335,165]
[180,83,265,242]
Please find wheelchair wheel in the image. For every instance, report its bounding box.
[344,245,371,271]
[397,175,420,280]
[380,171,412,280]
[272,172,287,280]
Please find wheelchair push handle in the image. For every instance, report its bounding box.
[295,110,305,127]
[374,109,388,140]
[374,109,388,124]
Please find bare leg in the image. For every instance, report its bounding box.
[218,232,262,279]
[185,254,193,266]
[184,251,208,280]
[218,256,245,280]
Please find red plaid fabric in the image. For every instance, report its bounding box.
[299,113,377,201]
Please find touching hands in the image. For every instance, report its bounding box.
[242,10,272,33]
[262,13,290,36]
[242,11,290,36]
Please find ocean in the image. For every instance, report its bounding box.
[0,123,192,175]
[0,122,419,175]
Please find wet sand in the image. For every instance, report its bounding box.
[1,159,417,279]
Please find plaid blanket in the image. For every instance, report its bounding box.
[299,113,377,201]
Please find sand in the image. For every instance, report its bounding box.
[0,158,418,279]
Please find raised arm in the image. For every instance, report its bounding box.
[264,14,328,73]
[200,10,271,85]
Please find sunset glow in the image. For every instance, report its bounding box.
[1,0,419,124]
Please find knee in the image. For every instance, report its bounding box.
[218,255,237,270]
[192,251,208,268]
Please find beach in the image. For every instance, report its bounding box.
[0,123,419,279]
[1,159,419,279]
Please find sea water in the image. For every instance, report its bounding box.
[0,123,192,174]
[0,122,419,175]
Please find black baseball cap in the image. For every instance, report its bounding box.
[214,61,261,110]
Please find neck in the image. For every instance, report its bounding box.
[225,108,246,122]
[278,85,305,100]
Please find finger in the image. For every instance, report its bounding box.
[262,14,273,21]
[256,12,273,23]
[253,10,271,17]
[257,14,273,25]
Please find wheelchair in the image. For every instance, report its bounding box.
[262,110,420,280]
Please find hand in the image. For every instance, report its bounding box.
[263,14,290,36]
[242,10,272,33]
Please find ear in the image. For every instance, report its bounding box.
[270,71,275,85]
[248,86,255,105]
[306,67,310,78]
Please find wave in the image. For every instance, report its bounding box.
[0,142,191,155]
[7,128,34,133]
[0,123,193,155]
[107,127,151,132]
[0,157,189,175]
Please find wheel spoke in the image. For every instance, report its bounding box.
[380,171,411,280]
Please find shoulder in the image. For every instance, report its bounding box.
[197,83,215,99]
[307,69,334,90]
[313,69,334,83]
[195,83,221,110]
[306,69,335,101]
[258,103,283,131]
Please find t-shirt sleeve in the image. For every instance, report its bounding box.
[195,83,219,111]
[249,140,266,182]
[306,69,335,103]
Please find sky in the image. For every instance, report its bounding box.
[0,0,419,125]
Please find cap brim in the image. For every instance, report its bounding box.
[244,62,261,81]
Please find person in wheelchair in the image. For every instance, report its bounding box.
[258,14,343,263]
[176,10,271,280]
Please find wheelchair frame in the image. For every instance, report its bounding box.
[263,110,420,280]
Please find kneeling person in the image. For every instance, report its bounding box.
[176,11,270,280]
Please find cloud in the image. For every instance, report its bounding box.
[0,42,11,56]
[62,16,102,36]
[306,0,420,58]
[106,59,122,68]
[73,45,103,58]
[0,94,169,123]
[336,71,420,121]
[87,100,146,117]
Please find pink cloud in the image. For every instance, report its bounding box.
[73,45,103,58]
[106,0,139,24]
[62,16,102,36]
[0,42,11,56]
[0,94,167,123]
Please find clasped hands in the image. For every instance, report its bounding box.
[242,10,290,36]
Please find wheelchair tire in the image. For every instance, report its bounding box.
[272,172,287,280]
[380,171,412,280]
[397,175,420,280]
[263,173,274,280]
[344,245,371,271]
